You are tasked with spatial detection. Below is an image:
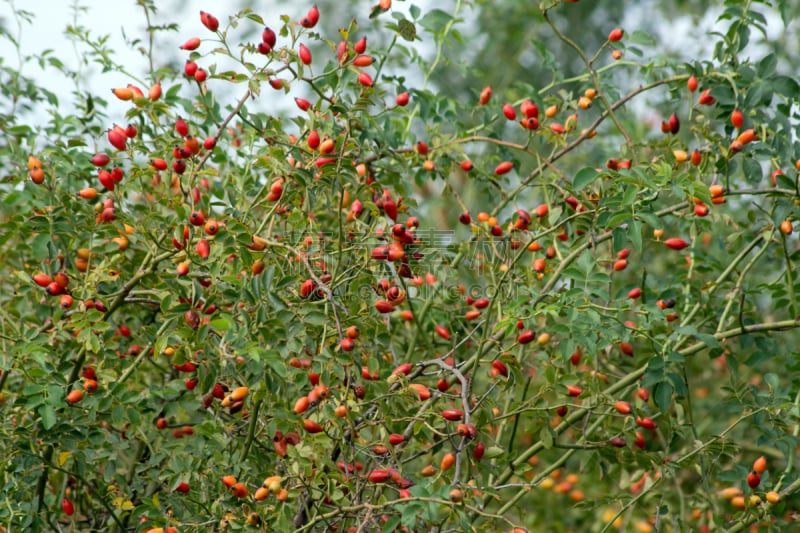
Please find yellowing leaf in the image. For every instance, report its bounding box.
[58,451,71,466]
[111,496,135,510]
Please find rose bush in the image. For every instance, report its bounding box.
[1,0,799,531]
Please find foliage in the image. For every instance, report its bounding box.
[1,0,799,532]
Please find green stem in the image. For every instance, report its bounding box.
[714,230,772,334]
[781,231,799,318]
[539,8,635,157]
[423,0,462,88]
[505,377,531,454]
[240,398,263,463]
[33,446,54,522]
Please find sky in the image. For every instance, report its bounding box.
[0,1,156,89]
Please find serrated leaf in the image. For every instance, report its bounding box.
[210,318,231,331]
[653,381,673,413]
[573,167,598,191]
[636,211,662,230]
[772,75,799,98]
[622,184,637,206]
[672,324,698,336]
[111,404,126,425]
[154,335,168,358]
[484,446,505,459]
[112,497,135,510]
[695,333,719,348]
[419,9,453,33]
[31,233,50,259]
[303,311,327,326]
[540,426,554,449]
[764,373,779,390]
[742,157,762,184]
[382,515,402,533]
[88,332,101,353]
[40,405,56,430]
[244,13,264,25]
[757,53,777,78]
[398,19,416,42]
[628,218,642,252]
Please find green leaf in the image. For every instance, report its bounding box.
[484,446,505,459]
[666,351,685,364]
[779,1,793,26]
[737,23,750,52]
[653,381,673,413]
[742,157,762,184]
[764,373,779,391]
[573,167,598,191]
[757,53,777,78]
[382,515,402,533]
[210,318,231,331]
[419,9,454,33]
[7,125,34,137]
[46,384,63,405]
[672,324,698,337]
[744,81,769,108]
[244,13,264,25]
[111,404,126,425]
[771,75,799,98]
[604,211,632,230]
[668,372,688,397]
[39,405,56,430]
[695,333,720,349]
[302,311,327,327]
[576,249,595,275]
[636,211,662,231]
[621,184,637,207]
[539,426,554,449]
[31,233,50,259]
[398,19,417,42]
[628,218,642,252]
[87,332,101,353]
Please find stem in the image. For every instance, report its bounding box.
[540,8,635,156]
[505,377,531,454]
[33,446,54,521]
[187,86,256,188]
[423,0,462,88]
[714,231,772,334]
[140,1,155,75]
[671,231,766,343]
[240,399,263,463]
[780,231,799,318]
